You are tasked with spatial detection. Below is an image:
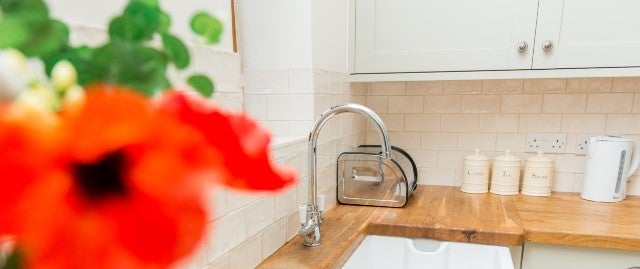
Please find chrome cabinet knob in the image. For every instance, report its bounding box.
[542,40,554,52]
[517,41,528,53]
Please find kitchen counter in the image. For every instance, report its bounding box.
[516,192,640,250]
[258,185,640,268]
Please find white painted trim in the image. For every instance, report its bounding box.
[348,67,640,82]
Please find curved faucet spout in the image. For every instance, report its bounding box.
[300,103,392,246]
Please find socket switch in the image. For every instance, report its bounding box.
[526,133,567,153]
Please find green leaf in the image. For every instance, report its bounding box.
[89,41,169,95]
[109,15,152,42]
[0,18,29,48]
[158,11,171,33]
[20,19,69,57]
[190,12,223,44]
[161,33,189,69]
[0,0,48,16]
[109,0,165,42]
[187,74,214,97]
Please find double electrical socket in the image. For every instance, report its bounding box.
[526,133,567,153]
[526,133,598,155]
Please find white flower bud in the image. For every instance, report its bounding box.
[62,84,86,110]
[51,60,77,92]
[0,49,29,101]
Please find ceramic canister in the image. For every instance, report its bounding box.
[490,150,521,195]
[521,151,554,196]
[461,149,490,193]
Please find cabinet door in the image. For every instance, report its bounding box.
[352,0,539,73]
[533,0,640,69]
[521,242,640,269]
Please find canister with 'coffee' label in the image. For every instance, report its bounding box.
[461,149,490,193]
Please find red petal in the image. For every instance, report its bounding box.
[104,191,206,266]
[62,84,154,163]
[0,110,62,234]
[157,91,297,191]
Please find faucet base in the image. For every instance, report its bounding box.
[303,241,321,247]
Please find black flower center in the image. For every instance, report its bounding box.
[73,151,128,200]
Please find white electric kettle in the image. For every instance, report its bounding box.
[581,136,640,202]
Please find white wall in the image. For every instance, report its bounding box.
[236,0,312,69]
[47,0,234,51]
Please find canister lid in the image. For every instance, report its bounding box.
[526,151,553,165]
[464,149,489,161]
[494,150,520,162]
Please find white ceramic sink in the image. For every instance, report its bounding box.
[343,235,514,269]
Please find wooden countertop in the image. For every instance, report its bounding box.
[516,192,640,250]
[259,185,640,268]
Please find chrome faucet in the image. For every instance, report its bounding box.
[299,103,391,246]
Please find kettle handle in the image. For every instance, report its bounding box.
[629,142,640,176]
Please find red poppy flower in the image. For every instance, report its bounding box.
[0,85,297,268]
[156,90,297,190]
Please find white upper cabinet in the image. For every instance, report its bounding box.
[533,0,640,69]
[351,0,640,76]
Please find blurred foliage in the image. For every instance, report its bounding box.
[0,0,224,97]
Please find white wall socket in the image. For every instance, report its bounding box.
[526,133,567,153]
[575,134,600,155]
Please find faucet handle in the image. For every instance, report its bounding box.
[299,204,307,224]
[318,195,325,212]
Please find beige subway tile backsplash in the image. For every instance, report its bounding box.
[542,94,587,113]
[606,115,640,134]
[553,173,576,192]
[586,93,633,113]
[500,94,543,113]
[389,131,422,150]
[406,149,438,168]
[524,78,566,93]
[440,114,479,132]
[366,96,388,113]
[437,151,465,169]
[495,133,526,152]
[405,114,441,132]
[555,154,586,174]
[377,114,405,131]
[407,81,443,95]
[388,96,424,113]
[518,114,562,132]
[479,114,519,133]
[443,80,483,94]
[566,77,612,93]
[457,133,496,151]
[424,95,461,113]
[633,94,640,113]
[371,81,406,95]
[613,77,640,92]
[418,167,456,186]
[421,133,458,150]
[482,79,523,94]
[561,114,607,133]
[461,95,501,113]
